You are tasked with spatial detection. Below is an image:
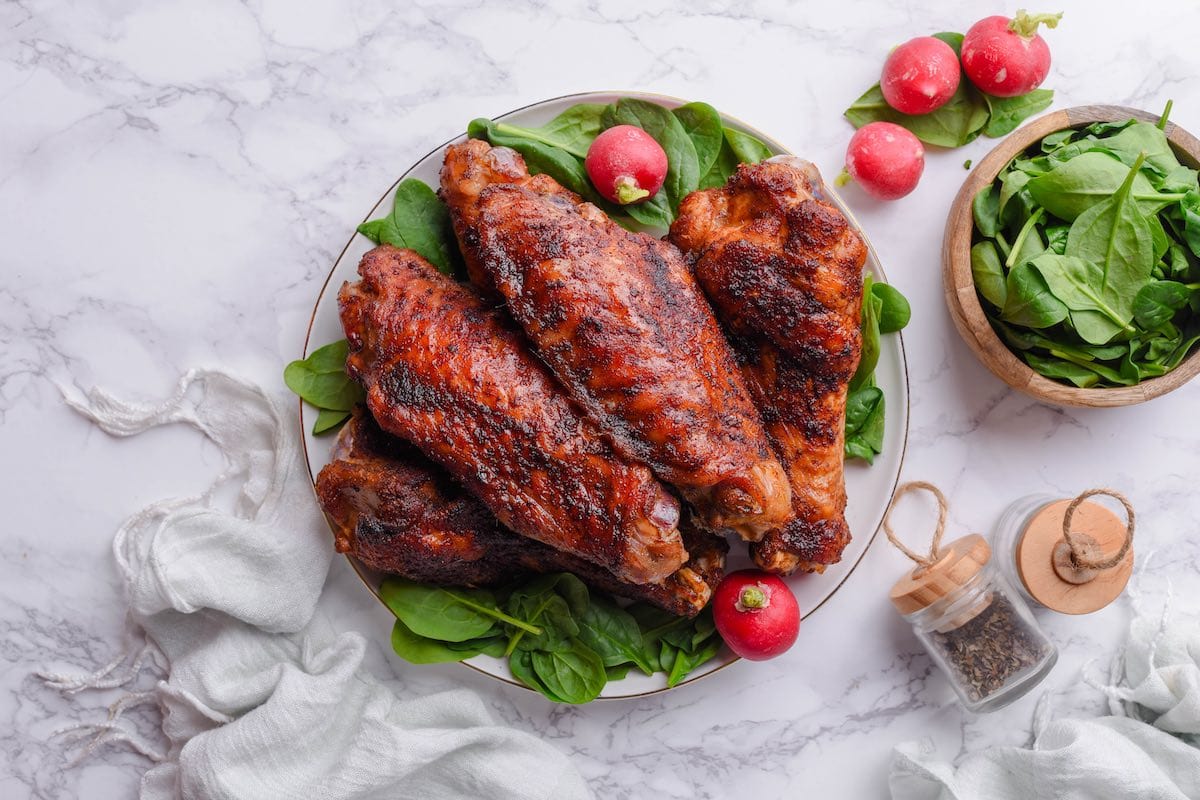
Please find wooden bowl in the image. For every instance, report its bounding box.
[942,105,1200,407]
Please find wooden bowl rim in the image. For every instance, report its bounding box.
[943,104,1200,408]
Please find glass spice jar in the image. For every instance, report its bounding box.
[991,491,1136,615]
[890,534,1058,713]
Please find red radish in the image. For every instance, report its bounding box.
[961,11,1062,98]
[881,36,961,115]
[840,121,925,201]
[585,125,668,205]
[711,570,800,661]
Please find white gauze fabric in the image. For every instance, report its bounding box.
[889,588,1200,800]
[44,370,590,800]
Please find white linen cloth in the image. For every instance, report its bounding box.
[889,590,1200,800]
[43,370,591,800]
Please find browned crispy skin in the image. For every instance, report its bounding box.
[440,139,791,541]
[315,407,529,585]
[670,159,866,574]
[316,408,724,616]
[438,140,527,296]
[339,245,686,585]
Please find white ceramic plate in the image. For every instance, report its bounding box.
[300,91,909,699]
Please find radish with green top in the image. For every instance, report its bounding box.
[881,36,962,115]
[839,121,925,201]
[585,124,668,205]
[711,570,800,661]
[962,10,1062,98]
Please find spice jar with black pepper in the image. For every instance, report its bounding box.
[884,483,1058,713]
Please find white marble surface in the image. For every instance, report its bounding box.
[3,1,1199,797]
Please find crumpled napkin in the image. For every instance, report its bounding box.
[889,589,1200,800]
[43,370,590,800]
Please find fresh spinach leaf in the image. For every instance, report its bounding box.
[983,90,1054,138]
[971,241,1007,308]
[489,104,606,159]
[621,192,675,228]
[312,408,351,435]
[723,127,774,165]
[666,636,723,688]
[1028,151,1185,221]
[577,596,656,674]
[850,275,882,390]
[1006,207,1047,268]
[844,81,989,148]
[872,282,911,333]
[509,649,566,703]
[997,170,1033,224]
[1040,128,1076,152]
[1133,280,1191,329]
[284,339,364,427]
[628,602,691,664]
[973,184,1001,238]
[1148,215,1171,263]
[1164,328,1200,370]
[931,31,963,50]
[1023,352,1102,388]
[699,137,740,189]
[1098,120,1181,176]
[1045,224,1070,255]
[509,594,575,653]
[1182,191,1200,258]
[380,577,539,642]
[844,385,885,464]
[504,572,589,653]
[672,102,725,177]
[606,664,632,681]
[1001,262,1069,329]
[1029,253,1134,344]
[357,178,458,274]
[391,619,484,664]
[442,634,508,658]
[1159,165,1200,194]
[1065,153,1155,290]
[530,641,607,704]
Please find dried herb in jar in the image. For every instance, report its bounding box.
[886,481,1058,711]
[928,594,1053,703]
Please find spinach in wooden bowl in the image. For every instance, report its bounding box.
[971,103,1200,388]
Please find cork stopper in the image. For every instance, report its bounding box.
[1015,498,1133,615]
[890,534,991,615]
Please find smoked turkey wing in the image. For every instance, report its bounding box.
[338,245,686,585]
[440,139,791,541]
[315,407,529,586]
[670,159,865,574]
[316,408,725,617]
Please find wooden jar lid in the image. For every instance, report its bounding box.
[890,534,991,615]
[1016,499,1133,615]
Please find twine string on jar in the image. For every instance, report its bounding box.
[1061,488,1134,571]
[883,481,949,572]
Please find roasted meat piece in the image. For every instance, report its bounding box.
[338,244,686,585]
[315,407,529,586]
[316,408,725,617]
[670,158,866,574]
[440,139,791,541]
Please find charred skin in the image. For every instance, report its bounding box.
[338,245,686,585]
[440,139,791,541]
[670,159,866,574]
[315,408,529,586]
[316,409,725,616]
